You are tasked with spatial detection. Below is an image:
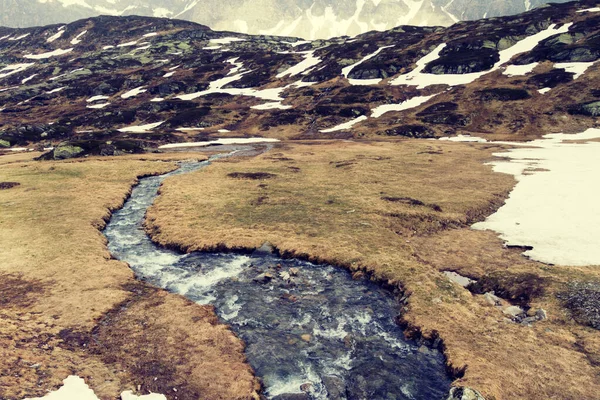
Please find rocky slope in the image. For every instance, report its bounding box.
[1,0,575,39]
[0,0,599,156]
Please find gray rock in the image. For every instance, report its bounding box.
[483,292,501,306]
[503,305,525,318]
[535,308,548,320]
[447,387,486,400]
[253,272,274,284]
[443,271,475,287]
[254,241,276,255]
[322,375,346,400]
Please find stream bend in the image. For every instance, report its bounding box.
[103,152,452,400]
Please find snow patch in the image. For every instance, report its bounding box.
[320,115,368,133]
[24,48,73,59]
[472,128,600,266]
[371,94,436,118]
[554,61,596,80]
[118,121,164,133]
[46,27,66,43]
[392,23,573,89]
[87,95,109,102]
[159,138,279,149]
[577,7,600,13]
[0,63,35,79]
[503,62,539,77]
[276,51,322,78]
[121,86,147,99]
[251,102,292,110]
[70,30,87,45]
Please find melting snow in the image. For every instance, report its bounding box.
[554,61,597,80]
[163,71,175,78]
[21,74,38,84]
[342,45,394,85]
[143,32,159,38]
[87,95,109,102]
[46,27,66,43]
[320,115,368,133]
[392,23,573,89]
[24,48,74,59]
[117,40,139,48]
[371,94,437,118]
[577,7,600,12]
[209,37,246,45]
[159,138,279,149]
[21,375,166,400]
[276,51,322,78]
[472,128,600,266]
[46,87,65,94]
[439,135,488,142]
[9,33,30,41]
[503,62,539,77]
[151,97,165,102]
[70,30,87,45]
[251,102,292,110]
[118,121,164,133]
[121,86,147,99]
[538,87,552,94]
[177,58,289,102]
[87,103,110,109]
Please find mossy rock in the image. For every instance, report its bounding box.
[53,145,85,160]
[0,139,9,148]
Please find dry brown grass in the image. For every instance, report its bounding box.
[0,153,258,400]
[146,139,600,400]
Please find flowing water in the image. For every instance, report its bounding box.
[104,152,452,400]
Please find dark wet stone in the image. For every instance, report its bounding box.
[568,101,600,117]
[323,375,346,399]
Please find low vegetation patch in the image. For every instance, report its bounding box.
[227,171,277,180]
[0,181,20,189]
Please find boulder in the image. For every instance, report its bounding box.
[0,139,9,148]
[255,241,276,255]
[483,292,501,306]
[503,305,525,318]
[447,387,486,400]
[322,375,346,400]
[53,144,85,160]
[252,272,274,284]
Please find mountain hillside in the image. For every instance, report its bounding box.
[1,0,599,156]
[0,0,576,39]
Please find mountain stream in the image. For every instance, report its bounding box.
[103,151,452,400]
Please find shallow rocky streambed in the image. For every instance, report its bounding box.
[103,152,452,400]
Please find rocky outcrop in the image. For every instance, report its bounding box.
[568,101,600,117]
[558,281,600,329]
